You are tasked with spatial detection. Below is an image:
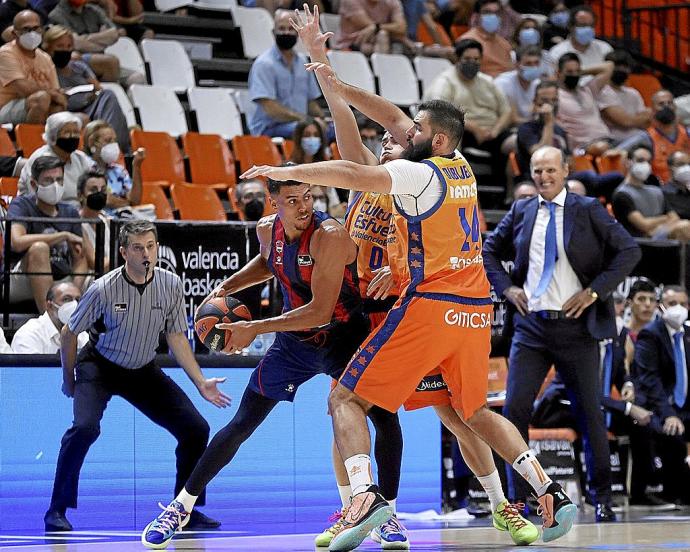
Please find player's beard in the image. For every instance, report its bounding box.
[402,138,434,162]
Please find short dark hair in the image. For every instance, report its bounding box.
[267,162,304,195]
[77,170,107,196]
[662,284,688,297]
[516,44,542,62]
[668,150,688,167]
[535,79,559,94]
[31,155,64,182]
[46,280,78,303]
[474,0,499,12]
[119,220,157,248]
[604,49,633,68]
[628,277,657,300]
[455,38,482,58]
[416,99,465,150]
[569,4,596,27]
[628,144,653,158]
[558,52,580,71]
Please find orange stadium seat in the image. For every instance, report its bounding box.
[450,24,469,41]
[14,124,44,156]
[416,21,453,46]
[0,176,18,197]
[231,135,282,174]
[508,151,521,177]
[141,183,174,220]
[281,139,294,160]
[182,132,237,191]
[627,73,663,107]
[130,129,185,188]
[171,182,227,221]
[330,141,341,160]
[0,128,16,157]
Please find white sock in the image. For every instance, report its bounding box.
[685,455,690,468]
[343,454,374,495]
[337,484,352,508]
[175,488,198,513]
[387,498,397,514]
[476,470,506,512]
[512,450,552,496]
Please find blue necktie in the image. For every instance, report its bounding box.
[602,341,613,428]
[673,331,687,407]
[533,201,558,298]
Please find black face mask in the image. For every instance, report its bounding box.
[275,33,297,50]
[459,61,480,79]
[55,136,80,153]
[52,50,72,69]
[563,74,580,89]
[610,69,629,86]
[244,199,264,221]
[85,190,107,211]
[655,106,676,125]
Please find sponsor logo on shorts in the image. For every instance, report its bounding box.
[297,254,313,266]
[114,303,128,313]
[444,309,491,328]
[449,254,483,270]
[415,373,448,392]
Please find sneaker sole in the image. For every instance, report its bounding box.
[329,504,393,552]
[315,533,335,547]
[381,538,410,550]
[493,517,539,545]
[140,513,190,550]
[542,503,577,543]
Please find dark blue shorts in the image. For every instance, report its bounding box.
[248,315,370,402]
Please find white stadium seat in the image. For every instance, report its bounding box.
[104,37,145,76]
[140,38,196,93]
[370,53,420,106]
[129,84,188,137]
[413,55,453,96]
[99,82,137,128]
[188,87,243,140]
[326,50,375,93]
[232,6,274,59]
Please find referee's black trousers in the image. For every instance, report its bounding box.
[49,346,210,511]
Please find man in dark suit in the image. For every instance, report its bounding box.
[483,146,641,522]
[633,285,690,504]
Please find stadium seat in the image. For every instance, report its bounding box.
[327,50,375,93]
[182,132,237,191]
[104,36,146,76]
[0,127,16,157]
[416,21,452,46]
[0,176,18,197]
[232,6,275,59]
[153,0,191,11]
[450,23,469,40]
[100,82,137,128]
[140,39,196,93]
[627,73,662,107]
[192,0,237,10]
[508,151,521,177]
[330,141,341,160]
[130,129,186,187]
[188,87,243,140]
[370,53,420,106]
[596,151,626,175]
[141,182,174,220]
[281,138,294,160]
[171,182,227,221]
[14,123,44,156]
[231,135,282,174]
[232,88,256,128]
[129,84,188,137]
[572,153,595,172]
[413,56,453,96]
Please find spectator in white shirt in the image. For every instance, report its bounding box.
[494,45,542,126]
[11,281,88,354]
[547,5,613,73]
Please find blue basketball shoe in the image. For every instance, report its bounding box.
[370,514,410,549]
[141,500,190,549]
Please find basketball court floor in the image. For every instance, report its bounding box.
[1,509,688,551]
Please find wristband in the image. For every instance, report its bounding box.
[624,401,632,416]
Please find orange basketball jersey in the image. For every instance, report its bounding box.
[387,153,490,298]
[345,191,396,296]
[648,124,690,182]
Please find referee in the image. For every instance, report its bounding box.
[44,220,231,532]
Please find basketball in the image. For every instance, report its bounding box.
[194,295,252,352]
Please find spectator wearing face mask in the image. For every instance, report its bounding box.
[77,169,110,272]
[458,0,512,77]
[11,281,89,353]
[511,18,553,77]
[663,152,690,219]
[494,45,543,126]
[547,5,613,73]
[18,111,95,206]
[234,179,267,222]
[83,119,144,214]
[542,2,569,49]
[468,0,521,43]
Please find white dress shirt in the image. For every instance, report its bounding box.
[665,322,688,405]
[11,312,89,354]
[525,188,583,311]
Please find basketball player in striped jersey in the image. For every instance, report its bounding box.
[243,95,577,552]
[293,7,538,549]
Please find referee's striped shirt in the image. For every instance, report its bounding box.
[69,267,187,369]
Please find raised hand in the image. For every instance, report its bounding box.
[305,62,345,95]
[240,164,294,181]
[290,3,332,54]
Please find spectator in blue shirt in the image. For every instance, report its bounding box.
[247,9,324,138]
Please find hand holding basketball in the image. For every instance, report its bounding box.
[217,320,258,354]
[194,295,252,353]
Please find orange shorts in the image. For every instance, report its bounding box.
[339,293,492,418]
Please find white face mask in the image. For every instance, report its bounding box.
[630,161,651,182]
[36,181,64,205]
[662,303,688,330]
[313,199,328,212]
[98,142,120,165]
[18,30,42,51]
[672,164,690,186]
[57,300,78,325]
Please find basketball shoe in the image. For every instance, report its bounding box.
[141,500,190,549]
[315,508,347,547]
[492,500,539,545]
[369,514,410,549]
[536,482,578,542]
[329,485,393,552]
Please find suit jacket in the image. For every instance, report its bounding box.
[483,192,641,340]
[633,317,689,420]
